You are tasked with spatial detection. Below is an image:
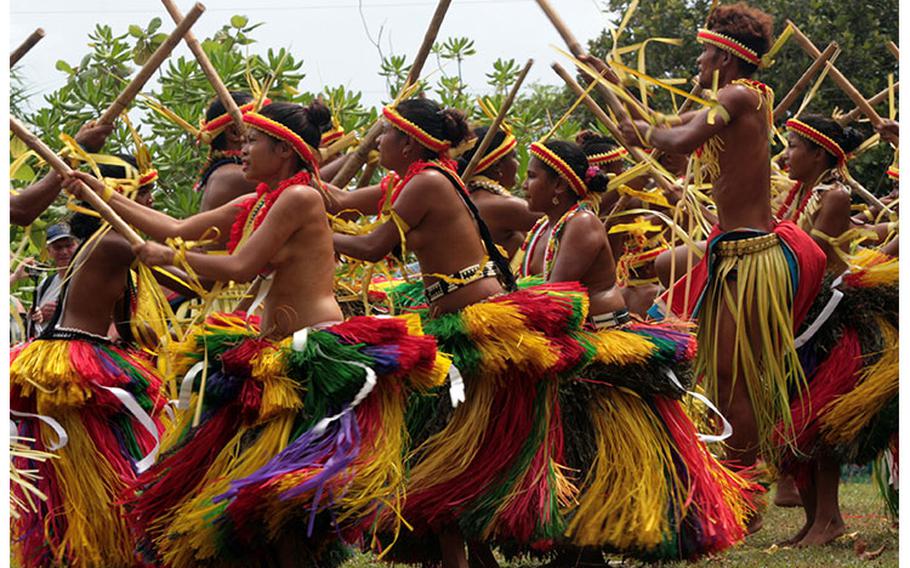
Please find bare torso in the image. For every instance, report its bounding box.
[711,85,773,232]
[526,209,626,316]
[469,189,541,259]
[200,163,258,213]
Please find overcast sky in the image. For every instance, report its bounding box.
[11,0,616,111]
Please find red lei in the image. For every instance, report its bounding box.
[227,170,313,254]
[376,158,463,212]
[776,181,813,221]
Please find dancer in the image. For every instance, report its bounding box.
[333,97,589,567]
[620,4,827,515]
[11,158,166,568]
[69,100,447,566]
[519,138,754,560]
[457,124,540,259]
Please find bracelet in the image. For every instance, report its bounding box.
[644,125,655,146]
[100,185,114,203]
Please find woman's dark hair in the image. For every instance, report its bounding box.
[207,91,254,150]
[576,129,617,155]
[538,139,608,195]
[258,100,333,170]
[69,210,102,241]
[797,114,865,167]
[456,125,507,174]
[397,98,471,155]
[706,2,774,75]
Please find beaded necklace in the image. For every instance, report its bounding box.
[227,170,313,254]
[519,202,589,279]
[467,175,512,197]
[377,157,463,212]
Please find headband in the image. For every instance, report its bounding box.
[200,99,271,145]
[474,133,517,175]
[137,170,159,187]
[696,29,762,66]
[786,118,848,165]
[382,105,451,153]
[586,147,628,165]
[530,142,588,198]
[320,124,345,147]
[243,112,321,174]
[887,165,899,181]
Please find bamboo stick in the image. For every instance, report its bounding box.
[787,21,885,130]
[162,0,243,129]
[10,117,143,245]
[330,0,452,188]
[98,3,205,125]
[535,0,586,57]
[887,41,899,60]
[321,130,360,162]
[10,28,45,67]
[552,63,678,198]
[836,82,900,126]
[773,41,838,121]
[461,59,533,181]
[357,159,379,188]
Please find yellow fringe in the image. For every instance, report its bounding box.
[461,301,559,378]
[694,234,806,466]
[584,328,657,367]
[11,341,93,411]
[820,318,899,446]
[564,388,684,549]
[36,411,136,567]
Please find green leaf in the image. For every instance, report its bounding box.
[230,15,249,29]
[148,17,162,33]
[128,24,144,38]
[55,60,74,74]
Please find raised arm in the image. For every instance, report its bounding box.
[621,85,754,155]
[67,170,238,243]
[134,185,322,282]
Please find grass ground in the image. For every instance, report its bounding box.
[344,479,898,567]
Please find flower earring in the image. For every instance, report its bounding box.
[552,195,560,205]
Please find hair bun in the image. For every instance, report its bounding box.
[304,99,333,133]
[840,126,866,154]
[439,108,471,146]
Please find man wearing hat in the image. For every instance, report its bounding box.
[27,223,78,338]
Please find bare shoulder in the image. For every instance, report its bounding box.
[819,185,852,207]
[718,83,762,114]
[565,209,606,239]
[278,183,329,215]
[85,231,134,266]
[409,168,452,193]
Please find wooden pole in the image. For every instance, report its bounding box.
[321,131,360,162]
[357,159,379,188]
[836,82,900,126]
[787,21,885,130]
[552,63,677,197]
[330,0,452,188]
[98,3,205,125]
[162,0,242,129]
[461,59,534,181]
[10,117,144,245]
[535,0,586,57]
[10,28,45,67]
[887,41,899,60]
[773,41,838,121]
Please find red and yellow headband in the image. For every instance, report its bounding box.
[786,118,847,165]
[887,165,899,180]
[587,147,628,165]
[243,112,321,174]
[320,125,345,147]
[200,99,271,144]
[696,29,762,66]
[530,142,588,198]
[474,133,517,175]
[382,105,451,153]
[138,170,159,187]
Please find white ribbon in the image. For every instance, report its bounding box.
[177,361,206,411]
[794,274,845,349]
[246,273,273,317]
[447,364,465,408]
[665,368,732,444]
[10,410,69,450]
[291,326,378,436]
[98,386,161,473]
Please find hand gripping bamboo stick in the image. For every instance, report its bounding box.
[460,59,534,182]
[836,82,900,126]
[10,28,45,67]
[162,0,243,129]
[10,117,144,245]
[330,0,452,188]
[97,3,205,125]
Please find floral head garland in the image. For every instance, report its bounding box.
[786,118,848,165]
[530,141,588,198]
[199,99,271,145]
[243,111,322,177]
[586,147,628,166]
[382,104,451,154]
[474,132,517,175]
[320,124,345,148]
[696,29,763,67]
